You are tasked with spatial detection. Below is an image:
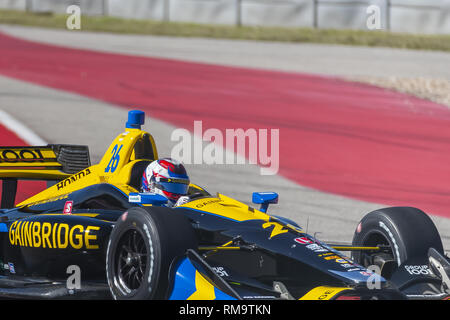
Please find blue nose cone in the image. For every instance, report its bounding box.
[126,110,145,129]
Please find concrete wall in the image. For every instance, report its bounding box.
[0,0,27,10]
[241,0,313,27]
[30,0,104,15]
[0,0,104,14]
[169,0,237,25]
[390,0,450,34]
[1,0,449,34]
[108,0,165,20]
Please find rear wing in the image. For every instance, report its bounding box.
[0,145,90,208]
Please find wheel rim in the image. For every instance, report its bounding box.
[116,229,148,294]
[359,231,395,267]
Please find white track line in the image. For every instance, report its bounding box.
[0,109,47,145]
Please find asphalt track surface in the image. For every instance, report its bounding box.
[0,25,449,250]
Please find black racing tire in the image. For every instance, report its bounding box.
[351,207,444,269]
[106,206,197,300]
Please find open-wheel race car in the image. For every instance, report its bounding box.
[0,110,449,300]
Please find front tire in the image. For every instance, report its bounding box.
[106,206,197,299]
[351,207,444,275]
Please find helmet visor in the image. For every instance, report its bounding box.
[155,178,190,196]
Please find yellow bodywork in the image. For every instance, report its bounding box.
[0,147,69,180]
[299,286,352,300]
[187,271,217,300]
[16,127,158,207]
[180,193,269,222]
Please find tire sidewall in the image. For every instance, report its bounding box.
[352,212,406,267]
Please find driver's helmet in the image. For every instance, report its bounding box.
[141,158,190,206]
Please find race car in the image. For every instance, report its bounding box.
[0,110,449,300]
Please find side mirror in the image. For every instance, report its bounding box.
[129,193,168,206]
[252,192,278,213]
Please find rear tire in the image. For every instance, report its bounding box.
[106,206,197,299]
[352,207,443,271]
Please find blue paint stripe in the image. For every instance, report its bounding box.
[214,287,237,300]
[168,258,197,300]
[0,223,8,232]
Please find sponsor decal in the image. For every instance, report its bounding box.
[293,234,365,272]
[324,255,347,263]
[8,262,15,274]
[195,199,221,208]
[8,220,100,250]
[128,195,142,203]
[319,252,363,271]
[318,290,337,300]
[304,243,328,253]
[404,265,432,276]
[0,148,49,163]
[300,287,349,300]
[63,201,73,215]
[56,168,91,190]
[293,236,329,253]
[104,144,123,173]
[294,237,313,245]
[212,266,229,277]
